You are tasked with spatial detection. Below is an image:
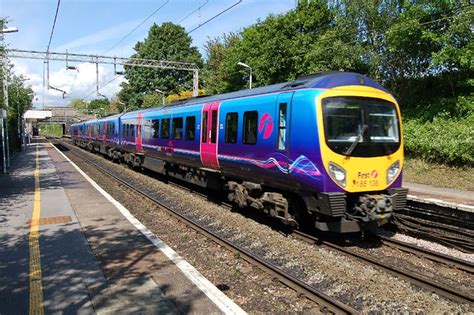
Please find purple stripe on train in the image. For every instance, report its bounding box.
[219,153,322,180]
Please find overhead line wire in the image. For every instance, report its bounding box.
[188,0,242,34]
[80,0,169,101]
[82,73,123,101]
[178,0,209,23]
[46,0,61,54]
[44,0,61,107]
[102,0,169,55]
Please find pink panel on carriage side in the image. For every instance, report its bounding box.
[136,113,144,152]
[102,121,106,144]
[200,102,220,169]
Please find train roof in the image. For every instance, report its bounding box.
[72,71,388,122]
[121,71,388,117]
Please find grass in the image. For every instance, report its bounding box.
[403,157,474,191]
[39,124,63,138]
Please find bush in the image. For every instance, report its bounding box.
[40,124,63,138]
[404,113,474,166]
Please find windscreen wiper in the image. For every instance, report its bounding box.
[345,124,368,155]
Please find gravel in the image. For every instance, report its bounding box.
[378,229,474,263]
[60,142,474,313]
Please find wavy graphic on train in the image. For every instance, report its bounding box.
[220,153,322,180]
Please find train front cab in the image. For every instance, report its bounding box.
[314,85,408,233]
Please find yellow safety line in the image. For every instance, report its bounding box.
[29,144,44,315]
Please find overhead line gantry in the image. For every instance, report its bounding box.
[7,48,200,97]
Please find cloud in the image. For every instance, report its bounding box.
[11,59,125,108]
[54,18,141,53]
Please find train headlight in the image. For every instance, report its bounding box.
[328,162,346,187]
[387,160,400,184]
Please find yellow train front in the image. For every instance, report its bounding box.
[297,73,409,232]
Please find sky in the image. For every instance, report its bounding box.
[1,0,296,109]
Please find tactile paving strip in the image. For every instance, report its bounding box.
[27,216,72,226]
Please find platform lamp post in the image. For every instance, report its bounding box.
[19,91,34,151]
[237,62,252,89]
[1,25,19,173]
[155,89,165,105]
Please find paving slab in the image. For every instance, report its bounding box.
[47,142,232,314]
[1,139,241,314]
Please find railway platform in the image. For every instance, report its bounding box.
[405,182,474,211]
[0,137,244,314]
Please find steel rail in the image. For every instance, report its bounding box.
[55,141,359,315]
[292,231,474,306]
[393,214,474,252]
[378,236,474,274]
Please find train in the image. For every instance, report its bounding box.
[71,72,408,233]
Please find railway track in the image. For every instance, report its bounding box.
[55,139,474,307]
[393,201,474,252]
[53,141,358,314]
[379,236,473,274]
[291,230,473,305]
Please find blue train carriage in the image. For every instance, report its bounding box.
[71,119,95,148]
[72,72,408,233]
[119,104,206,178]
[95,114,122,159]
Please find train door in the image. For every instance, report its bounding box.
[102,121,107,144]
[136,113,144,152]
[276,92,293,172]
[200,102,220,169]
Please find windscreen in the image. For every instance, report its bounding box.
[322,97,400,157]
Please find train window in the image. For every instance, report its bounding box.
[202,111,208,142]
[243,111,258,145]
[152,119,159,138]
[185,116,196,140]
[172,117,183,140]
[161,118,170,139]
[278,103,287,150]
[211,110,218,143]
[225,113,238,143]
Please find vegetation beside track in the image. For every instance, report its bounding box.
[404,158,474,191]
[39,124,63,138]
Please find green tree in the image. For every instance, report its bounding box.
[88,98,110,117]
[204,0,334,93]
[68,99,88,112]
[142,93,165,108]
[202,32,241,95]
[327,0,473,106]
[119,22,202,108]
[0,69,34,151]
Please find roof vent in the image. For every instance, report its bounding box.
[282,80,308,88]
[295,71,340,81]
